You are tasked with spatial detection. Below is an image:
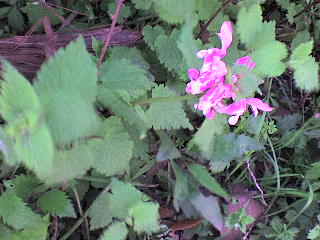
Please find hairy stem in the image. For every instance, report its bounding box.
[133,94,198,105]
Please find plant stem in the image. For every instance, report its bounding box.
[133,94,198,105]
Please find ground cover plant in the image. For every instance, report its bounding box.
[0,0,319,239]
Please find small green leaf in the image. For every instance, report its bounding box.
[8,7,24,32]
[4,175,40,199]
[143,25,165,51]
[131,0,152,10]
[107,2,131,23]
[226,207,255,233]
[291,30,311,50]
[171,160,189,211]
[37,190,76,218]
[156,131,181,162]
[306,162,320,180]
[99,221,128,240]
[188,164,229,199]
[89,193,113,230]
[291,41,314,61]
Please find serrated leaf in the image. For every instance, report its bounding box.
[153,0,196,24]
[91,117,133,176]
[252,41,288,77]
[107,2,131,23]
[276,0,290,9]
[97,88,147,138]
[99,59,154,99]
[190,192,224,232]
[129,202,160,234]
[287,3,297,24]
[291,41,314,61]
[306,162,320,180]
[126,124,149,160]
[237,4,263,48]
[145,85,192,130]
[0,191,46,230]
[188,164,229,199]
[8,7,24,32]
[36,144,93,185]
[143,25,165,51]
[156,131,181,162]
[108,178,143,219]
[34,37,99,145]
[5,175,40,199]
[99,221,128,240]
[37,190,76,218]
[237,70,264,98]
[252,21,276,48]
[131,0,152,10]
[0,128,20,166]
[154,30,184,73]
[89,193,113,230]
[196,0,220,21]
[291,30,311,50]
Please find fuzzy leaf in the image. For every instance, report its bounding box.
[237,4,263,48]
[4,175,40,199]
[131,0,152,10]
[91,117,133,176]
[156,131,181,161]
[237,71,264,98]
[291,30,311,50]
[196,0,220,21]
[145,85,192,130]
[37,190,76,218]
[153,0,196,24]
[129,202,160,234]
[306,162,320,180]
[143,25,165,50]
[8,8,24,32]
[89,193,113,230]
[0,191,46,230]
[252,41,288,77]
[188,164,229,199]
[291,41,313,61]
[34,37,99,145]
[99,221,128,240]
[107,2,131,23]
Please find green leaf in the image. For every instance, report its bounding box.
[107,2,131,23]
[252,21,276,48]
[34,37,99,145]
[308,224,320,239]
[143,25,165,51]
[4,175,40,199]
[153,0,196,24]
[276,0,290,9]
[190,192,224,232]
[108,178,143,219]
[0,191,46,230]
[291,30,311,50]
[97,88,148,138]
[21,4,63,28]
[291,41,313,61]
[287,3,297,24]
[237,4,263,48]
[252,41,288,77]
[89,193,113,230]
[91,117,134,176]
[131,0,152,10]
[99,59,154,100]
[36,144,93,185]
[306,162,320,180]
[156,131,181,162]
[226,208,255,233]
[188,164,229,199]
[126,124,149,160]
[128,202,160,234]
[145,85,192,130]
[37,190,76,218]
[0,224,11,240]
[0,6,12,19]
[8,7,24,32]
[196,0,220,21]
[99,221,128,240]
[154,30,184,73]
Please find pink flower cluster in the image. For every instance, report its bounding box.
[186,21,273,125]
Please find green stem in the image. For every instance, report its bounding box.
[133,94,199,105]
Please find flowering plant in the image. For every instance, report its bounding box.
[186,21,273,125]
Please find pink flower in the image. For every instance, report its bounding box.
[237,56,255,69]
[220,98,273,125]
[217,21,233,52]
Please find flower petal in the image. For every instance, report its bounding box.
[246,98,273,112]
[196,50,208,58]
[188,68,199,81]
[228,115,240,125]
[236,56,251,66]
[217,21,233,51]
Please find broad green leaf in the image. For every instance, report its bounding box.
[252,41,288,77]
[99,59,154,99]
[306,162,320,180]
[8,7,24,32]
[97,88,147,138]
[107,2,131,23]
[154,30,184,73]
[196,0,220,21]
[108,178,143,219]
[131,0,152,10]
[190,192,224,232]
[0,224,11,240]
[291,30,311,50]
[36,144,93,185]
[0,6,12,19]
[156,131,181,162]
[34,37,99,145]
[128,202,160,234]
[143,25,165,51]
[171,160,189,211]
[287,3,297,24]
[252,21,276,48]
[153,0,196,24]
[276,0,290,9]
[188,164,229,199]
[99,221,128,240]
[89,193,113,230]
[291,41,314,61]
[126,124,149,160]
[237,4,263,48]
[0,191,46,230]
[4,175,40,199]
[91,117,133,176]
[37,189,76,218]
[0,128,19,166]
[145,85,192,130]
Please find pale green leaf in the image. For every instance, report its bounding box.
[4,175,40,199]
[287,3,297,24]
[37,190,76,218]
[252,21,276,48]
[131,0,152,10]
[145,85,192,130]
[129,202,160,234]
[291,41,314,61]
[108,2,131,23]
[306,162,320,180]
[153,0,196,24]
[91,117,133,176]
[143,25,165,51]
[252,41,288,77]
[89,193,113,230]
[188,164,229,199]
[196,0,220,21]
[126,124,149,160]
[237,4,263,48]
[291,30,311,50]
[99,221,128,240]
[156,131,181,162]
[276,0,290,9]
[0,191,46,230]
[0,224,11,240]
